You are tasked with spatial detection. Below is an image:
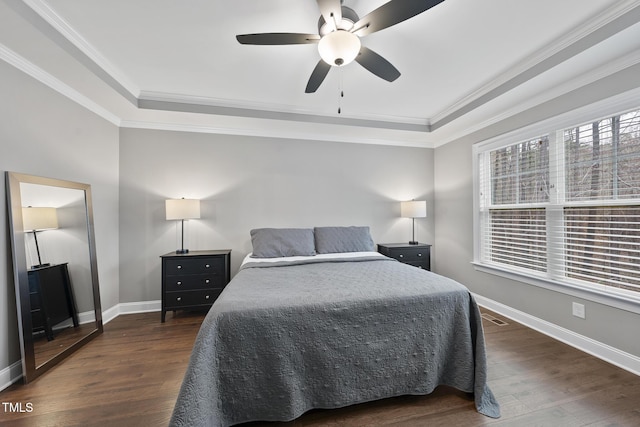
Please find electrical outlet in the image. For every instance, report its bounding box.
[572,302,585,319]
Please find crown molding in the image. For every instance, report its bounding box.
[0,43,121,126]
[138,90,430,132]
[8,0,640,148]
[5,31,637,151]
[474,85,640,153]
[18,0,640,144]
[22,0,140,99]
[18,0,426,133]
[120,119,433,148]
[1,39,431,146]
[23,0,430,132]
[432,49,640,147]
[431,0,640,129]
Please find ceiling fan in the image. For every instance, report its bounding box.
[236,0,445,93]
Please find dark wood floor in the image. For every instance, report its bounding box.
[33,323,98,367]
[1,309,639,426]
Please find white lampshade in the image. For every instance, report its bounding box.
[165,199,201,220]
[22,207,58,231]
[401,200,427,218]
[318,30,361,66]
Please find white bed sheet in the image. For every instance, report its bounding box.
[240,251,387,267]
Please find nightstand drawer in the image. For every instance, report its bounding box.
[30,292,41,309]
[165,289,223,309]
[403,260,430,270]
[385,247,428,262]
[31,310,45,328]
[161,250,231,322]
[165,257,224,276]
[377,243,431,271]
[165,274,224,291]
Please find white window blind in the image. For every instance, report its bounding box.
[488,208,547,272]
[479,136,550,274]
[563,207,640,293]
[560,110,640,294]
[476,108,640,298]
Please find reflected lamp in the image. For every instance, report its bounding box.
[22,206,58,268]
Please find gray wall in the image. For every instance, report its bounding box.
[0,61,120,379]
[434,66,640,358]
[118,129,435,303]
[3,21,638,387]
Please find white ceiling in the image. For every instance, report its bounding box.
[3,0,640,147]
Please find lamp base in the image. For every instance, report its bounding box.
[175,249,189,254]
[408,241,419,245]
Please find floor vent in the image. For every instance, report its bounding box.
[481,313,509,326]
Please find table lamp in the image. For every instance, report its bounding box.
[400,200,426,245]
[166,198,200,254]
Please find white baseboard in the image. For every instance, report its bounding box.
[102,304,120,324]
[474,294,640,377]
[102,300,161,324]
[102,300,162,324]
[114,300,161,317]
[0,361,23,392]
[0,301,162,392]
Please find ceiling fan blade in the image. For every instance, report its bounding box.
[355,46,401,82]
[352,0,445,37]
[305,60,332,93]
[236,33,320,45]
[316,0,342,30]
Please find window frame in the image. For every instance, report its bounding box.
[472,89,640,315]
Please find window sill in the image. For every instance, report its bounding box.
[472,261,640,315]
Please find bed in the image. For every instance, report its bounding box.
[170,227,500,426]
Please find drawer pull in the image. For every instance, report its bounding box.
[399,254,404,258]
[205,295,210,300]
[176,297,182,302]
[418,253,422,257]
[176,281,182,286]
[205,279,210,284]
[177,265,182,269]
[205,264,210,268]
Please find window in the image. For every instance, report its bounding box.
[475,108,640,302]
[482,137,549,272]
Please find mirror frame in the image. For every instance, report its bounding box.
[5,171,103,383]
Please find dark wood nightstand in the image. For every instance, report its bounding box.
[377,243,431,270]
[160,250,231,322]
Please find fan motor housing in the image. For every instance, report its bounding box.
[318,6,359,35]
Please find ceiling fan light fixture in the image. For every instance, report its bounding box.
[318,30,361,67]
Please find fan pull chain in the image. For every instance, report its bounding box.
[338,69,343,114]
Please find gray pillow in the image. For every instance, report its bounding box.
[250,228,316,258]
[314,226,375,254]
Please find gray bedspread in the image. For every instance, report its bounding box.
[170,256,500,426]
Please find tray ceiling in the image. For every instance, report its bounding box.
[2,0,640,146]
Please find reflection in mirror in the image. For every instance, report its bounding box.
[6,172,103,383]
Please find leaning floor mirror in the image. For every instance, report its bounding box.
[6,172,103,383]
